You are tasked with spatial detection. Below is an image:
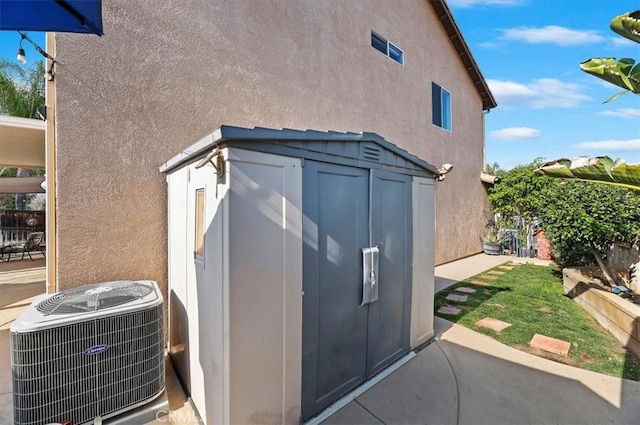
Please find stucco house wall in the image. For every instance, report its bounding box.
[52,0,491,291]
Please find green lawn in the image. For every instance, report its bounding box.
[435,263,640,381]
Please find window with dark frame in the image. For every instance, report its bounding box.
[432,82,452,131]
[371,31,404,66]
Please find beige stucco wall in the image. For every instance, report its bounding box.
[53,0,487,292]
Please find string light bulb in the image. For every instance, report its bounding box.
[17,34,27,63]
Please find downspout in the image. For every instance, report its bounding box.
[45,32,57,294]
[482,109,489,171]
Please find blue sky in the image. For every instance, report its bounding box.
[0,30,45,66]
[1,2,639,169]
[449,0,640,169]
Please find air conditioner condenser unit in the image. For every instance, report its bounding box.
[10,280,165,425]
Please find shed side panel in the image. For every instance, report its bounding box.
[227,149,303,424]
[410,177,436,347]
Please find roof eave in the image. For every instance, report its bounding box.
[429,0,497,111]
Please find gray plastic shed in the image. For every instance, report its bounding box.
[160,125,438,424]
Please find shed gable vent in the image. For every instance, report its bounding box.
[362,145,381,162]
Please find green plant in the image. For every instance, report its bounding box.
[481,229,501,244]
[488,159,556,250]
[536,156,640,191]
[580,10,640,102]
[539,180,640,286]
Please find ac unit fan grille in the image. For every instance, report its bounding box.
[36,281,153,315]
[11,304,164,425]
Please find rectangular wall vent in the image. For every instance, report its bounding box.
[362,145,381,162]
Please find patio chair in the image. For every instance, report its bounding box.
[6,232,45,261]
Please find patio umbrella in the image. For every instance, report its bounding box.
[0,0,103,35]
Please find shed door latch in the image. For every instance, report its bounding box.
[361,246,379,306]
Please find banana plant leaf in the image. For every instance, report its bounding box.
[580,57,640,95]
[535,156,640,190]
[610,10,640,44]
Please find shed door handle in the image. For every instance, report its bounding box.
[361,246,379,306]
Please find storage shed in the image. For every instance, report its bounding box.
[159,125,438,424]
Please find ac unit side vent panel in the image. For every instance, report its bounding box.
[11,285,164,425]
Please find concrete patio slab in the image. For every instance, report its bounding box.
[530,333,571,356]
[353,340,458,425]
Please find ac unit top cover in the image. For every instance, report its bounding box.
[11,280,163,333]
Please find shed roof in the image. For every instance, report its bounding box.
[159,125,438,177]
[429,0,497,111]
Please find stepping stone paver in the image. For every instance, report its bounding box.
[446,294,468,302]
[476,317,512,332]
[438,306,461,315]
[456,287,476,294]
[470,280,489,286]
[498,265,515,270]
[487,270,505,275]
[529,333,571,356]
[478,274,498,280]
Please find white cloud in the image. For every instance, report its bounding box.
[502,26,604,46]
[478,41,503,50]
[574,139,640,151]
[487,78,590,108]
[448,0,525,8]
[490,127,541,141]
[600,108,640,119]
[610,37,636,47]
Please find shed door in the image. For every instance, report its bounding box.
[367,169,412,376]
[301,162,412,420]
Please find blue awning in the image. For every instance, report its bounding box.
[0,0,103,35]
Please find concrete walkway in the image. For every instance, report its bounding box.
[435,253,553,293]
[323,254,640,424]
[324,316,640,424]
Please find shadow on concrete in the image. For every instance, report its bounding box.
[437,338,640,425]
[325,320,640,425]
[435,276,458,294]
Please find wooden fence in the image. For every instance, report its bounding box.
[608,243,640,270]
[0,209,46,245]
